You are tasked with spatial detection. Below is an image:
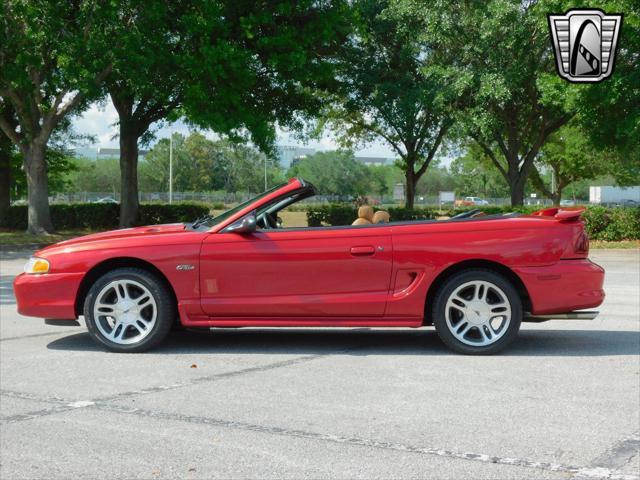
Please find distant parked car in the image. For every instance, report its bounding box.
[94,197,118,204]
[460,196,489,206]
[560,199,576,207]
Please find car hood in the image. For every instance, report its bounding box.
[39,223,188,252]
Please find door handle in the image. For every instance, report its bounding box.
[350,246,376,256]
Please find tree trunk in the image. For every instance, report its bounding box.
[119,130,140,227]
[509,176,526,206]
[0,134,11,225]
[504,155,526,206]
[24,143,54,234]
[405,168,416,210]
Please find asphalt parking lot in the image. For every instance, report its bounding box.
[1,248,638,480]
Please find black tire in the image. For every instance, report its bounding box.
[431,269,522,355]
[83,268,175,353]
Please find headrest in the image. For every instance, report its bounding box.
[372,210,390,224]
[352,217,372,225]
[358,205,374,221]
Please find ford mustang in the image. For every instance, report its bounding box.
[13,178,605,354]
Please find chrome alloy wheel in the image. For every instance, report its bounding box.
[444,280,511,347]
[93,279,157,345]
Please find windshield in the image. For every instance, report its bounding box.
[192,183,287,229]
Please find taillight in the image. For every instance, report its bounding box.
[575,231,589,255]
[562,226,589,259]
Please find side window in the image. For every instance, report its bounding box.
[275,204,309,228]
[256,192,313,229]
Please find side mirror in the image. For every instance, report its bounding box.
[222,211,257,234]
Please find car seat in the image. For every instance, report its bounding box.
[372,210,390,224]
[352,206,374,225]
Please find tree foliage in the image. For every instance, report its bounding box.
[138,133,284,194]
[530,124,618,204]
[181,0,352,152]
[287,151,388,197]
[569,0,640,163]
[450,145,513,199]
[107,0,193,226]
[391,0,576,205]
[322,0,464,208]
[0,0,116,233]
[107,0,351,226]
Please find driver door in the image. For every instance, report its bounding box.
[199,226,393,317]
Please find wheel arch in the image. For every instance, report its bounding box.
[423,259,531,325]
[75,257,178,317]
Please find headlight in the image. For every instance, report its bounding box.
[24,257,50,274]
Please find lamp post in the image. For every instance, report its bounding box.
[169,133,173,204]
[264,155,267,191]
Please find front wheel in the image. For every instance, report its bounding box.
[83,268,175,353]
[432,269,522,355]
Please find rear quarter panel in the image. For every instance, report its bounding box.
[386,216,571,317]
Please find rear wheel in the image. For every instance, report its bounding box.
[432,269,522,355]
[83,268,175,353]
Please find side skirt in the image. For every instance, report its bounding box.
[180,315,423,329]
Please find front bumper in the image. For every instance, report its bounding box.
[513,259,605,315]
[13,272,84,319]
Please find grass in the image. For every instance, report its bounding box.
[590,240,640,249]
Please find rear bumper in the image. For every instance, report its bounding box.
[514,259,605,315]
[13,272,84,319]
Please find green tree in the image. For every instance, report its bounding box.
[572,0,640,166]
[414,164,456,199]
[0,103,16,223]
[139,133,283,194]
[391,0,640,205]
[0,0,115,233]
[395,0,573,205]
[182,1,351,152]
[287,151,377,197]
[530,125,621,204]
[108,1,193,226]
[322,0,463,208]
[68,157,121,195]
[11,124,82,199]
[109,0,350,226]
[450,145,512,200]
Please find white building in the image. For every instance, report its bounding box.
[276,145,316,169]
[355,156,393,166]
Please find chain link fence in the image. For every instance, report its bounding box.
[48,192,558,207]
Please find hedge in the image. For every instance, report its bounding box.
[582,206,640,241]
[306,203,640,240]
[1,203,210,231]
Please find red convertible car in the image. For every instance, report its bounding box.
[14,178,604,354]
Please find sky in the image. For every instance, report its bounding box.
[71,101,397,158]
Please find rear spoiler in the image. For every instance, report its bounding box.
[531,207,585,222]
